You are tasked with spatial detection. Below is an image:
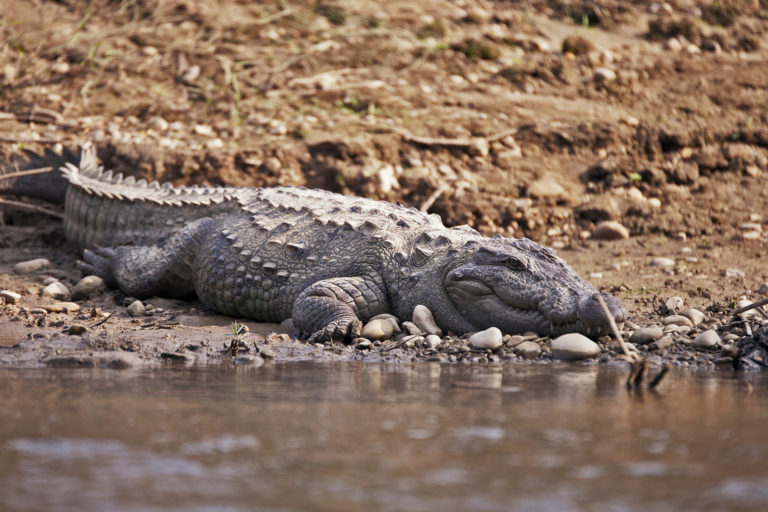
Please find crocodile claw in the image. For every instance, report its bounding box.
[306,317,362,344]
[79,248,118,287]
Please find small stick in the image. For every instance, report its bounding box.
[0,198,63,218]
[733,297,768,316]
[91,312,113,328]
[0,166,54,181]
[594,293,630,356]
[419,182,450,212]
[648,363,671,390]
[626,360,641,389]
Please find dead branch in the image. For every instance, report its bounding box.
[419,182,450,212]
[0,198,64,218]
[594,293,631,357]
[385,125,518,149]
[0,136,60,144]
[0,166,54,182]
[648,363,671,390]
[733,297,768,317]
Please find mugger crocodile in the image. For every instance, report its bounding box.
[1,144,626,342]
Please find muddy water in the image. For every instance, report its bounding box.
[0,363,766,512]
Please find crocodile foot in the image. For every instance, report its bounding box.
[306,316,362,344]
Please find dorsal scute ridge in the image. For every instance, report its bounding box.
[61,144,251,206]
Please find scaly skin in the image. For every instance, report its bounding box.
[54,145,626,341]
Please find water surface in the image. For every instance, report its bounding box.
[1,363,767,511]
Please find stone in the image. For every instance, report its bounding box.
[693,329,720,349]
[43,302,80,313]
[593,67,616,84]
[651,257,675,268]
[0,290,21,304]
[591,221,629,240]
[504,335,525,347]
[663,315,693,328]
[759,282,768,296]
[41,282,71,301]
[528,174,566,199]
[68,324,89,335]
[664,296,684,312]
[412,305,443,336]
[724,268,745,279]
[551,333,601,360]
[368,313,401,334]
[127,300,145,317]
[14,258,51,274]
[652,336,674,351]
[515,341,542,359]
[629,327,663,345]
[355,339,373,350]
[468,327,503,350]
[681,308,705,326]
[426,334,442,349]
[361,318,394,340]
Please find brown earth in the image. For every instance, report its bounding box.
[1,0,767,369]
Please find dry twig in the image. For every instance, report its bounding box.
[419,182,450,212]
[0,166,54,182]
[733,297,768,317]
[0,198,63,218]
[594,293,631,357]
[648,363,671,390]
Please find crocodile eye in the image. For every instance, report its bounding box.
[505,257,526,270]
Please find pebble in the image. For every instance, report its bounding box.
[426,334,442,349]
[127,300,145,317]
[681,308,704,326]
[43,302,80,313]
[759,282,768,295]
[42,277,59,286]
[724,268,745,279]
[0,290,21,304]
[361,319,394,340]
[629,327,663,345]
[258,346,276,359]
[591,221,629,240]
[515,341,542,359]
[663,315,693,328]
[551,333,601,360]
[468,327,503,350]
[652,336,674,351]
[14,258,51,274]
[593,67,616,84]
[68,324,89,335]
[651,257,675,268]
[355,339,373,350]
[412,305,443,336]
[504,335,525,347]
[41,282,71,301]
[368,313,401,334]
[401,321,423,335]
[528,174,566,199]
[693,330,720,349]
[665,296,684,312]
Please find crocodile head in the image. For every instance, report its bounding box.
[441,237,626,337]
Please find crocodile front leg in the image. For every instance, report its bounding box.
[79,218,216,298]
[292,276,390,343]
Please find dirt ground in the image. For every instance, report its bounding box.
[1,0,767,370]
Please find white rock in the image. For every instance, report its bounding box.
[665,296,684,311]
[368,313,401,334]
[41,282,70,301]
[629,327,663,345]
[651,257,675,268]
[593,67,616,83]
[528,174,566,199]
[426,334,442,349]
[693,329,720,349]
[681,308,705,326]
[127,300,145,317]
[551,333,601,361]
[592,221,629,240]
[515,340,541,359]
[724,268,745,279]
[361,319,394,341]
[193,124,215,136]
[71,275,106,301]
[413,305,442,336]
[468,327,503,350]
[14,258,51,274]
[663,315,693,328]
[0,290,21,304]
[664,38,683,52]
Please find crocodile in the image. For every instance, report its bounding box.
[2,145,626,342]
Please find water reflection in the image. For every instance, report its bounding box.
[0,363,766,512]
